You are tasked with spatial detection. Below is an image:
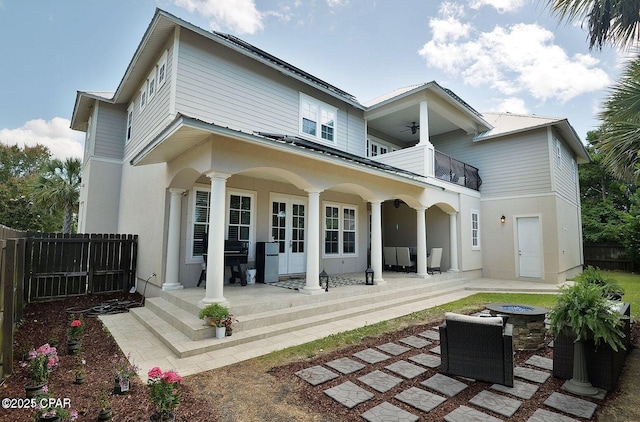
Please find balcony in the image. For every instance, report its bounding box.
[434,150,481,190]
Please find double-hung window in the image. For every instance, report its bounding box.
[324,203,357,256]
[227,192,254,251]
[126,104,134,142]
[300,93,337,144]
[139,83,147,111]
[471,209,480,250]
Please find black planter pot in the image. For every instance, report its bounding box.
[98,408,113,421]
[113,377,130,394]
[25,381,47,398]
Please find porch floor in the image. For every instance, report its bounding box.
[99,273,564,382]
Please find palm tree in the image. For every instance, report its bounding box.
[30,158,82,234]
[546,0,640,50]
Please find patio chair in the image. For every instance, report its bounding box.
[439,312,514,387]
[383,247,397,270]
[427,247,442,274]
[396,247,415,272]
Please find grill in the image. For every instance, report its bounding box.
[197,239,249,287]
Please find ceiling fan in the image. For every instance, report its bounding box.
[402,122,419,135]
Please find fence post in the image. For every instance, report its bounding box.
[2,239,17,377]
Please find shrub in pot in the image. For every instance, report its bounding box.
[198,303,230,328]
[575,266,625,300]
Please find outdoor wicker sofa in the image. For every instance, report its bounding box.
[439,312,514,387]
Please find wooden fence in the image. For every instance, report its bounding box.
[583,243,635,272]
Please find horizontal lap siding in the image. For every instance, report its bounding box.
[94,103,126,160]
[433,129,551,197]
[555,138,579,206]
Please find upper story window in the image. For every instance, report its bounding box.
[300,93,337,144]
[139,82,147,111]
[148,74,156,100]
[126,104,134,142]
[553,138,562,168]
[367,139,391,157]
[471,209,480,250]
[157,51,167,88]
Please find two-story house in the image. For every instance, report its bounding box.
[70,9,588,304]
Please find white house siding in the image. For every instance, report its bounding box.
[374,145,427,176]
[552,131,580,206]
[94,102,126,160]
[78,158,122,233]
[174,30,366,156]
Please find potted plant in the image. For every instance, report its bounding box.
[147,367,182,421]
[72,355,86,384]
[33,388,78,421]
[575,266,625,300]
[112,353,139,394]
[548,280,627,395]
[96,387,113,421]
[223,314,239,336]
[21,343,59,397]
[198,303,230,338]
[66,315,84,355]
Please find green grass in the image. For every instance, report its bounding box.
[606,271,640,318]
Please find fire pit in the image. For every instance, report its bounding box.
[486,303,549,351]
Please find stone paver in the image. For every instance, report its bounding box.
[385,360,427,379]
[418,329,440,340]
[526,355,554,371]
[544,392,598,419]
[515,366,552,383]
[444,405,502,422]
[325,357,365,374]
[361,401,418,422]
[353,348,391,364]
[491,379,539,399]
[399,335,432,348]
[430,345,441,354]
[469,390,522,417]
[395,386,446,413]
[528,408,580,422]
[376,342,411,356]
[408,353,441,368]
[421,373,468,397]
[324,381,374,409]
[358,370,403,393]
[295,365,338,385]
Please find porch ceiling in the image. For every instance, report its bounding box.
[367,106,458,145]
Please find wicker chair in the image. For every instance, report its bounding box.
[439,312,514,387]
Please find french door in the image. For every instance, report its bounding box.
[271,195,307,275]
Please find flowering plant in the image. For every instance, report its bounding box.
[147,367,182,419]
[33,387,78,421]
[67,315,84,340]
[113,353,139,382]
[21,343,59,385]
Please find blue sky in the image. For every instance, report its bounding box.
[0,0,620,160]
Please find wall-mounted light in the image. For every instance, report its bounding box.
[394,199,401,208]
[500,215,506,224]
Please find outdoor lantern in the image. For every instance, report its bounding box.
[365,267,374,285]
[500,215,506,224]
[319,269,329,292]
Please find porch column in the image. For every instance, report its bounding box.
[419,100,435,176]
[301,188,324,295]
[449,212,460,272]
[370,200,386,285]
[163,188,186,290]
[202,171,231,305]
[416,207,429,277]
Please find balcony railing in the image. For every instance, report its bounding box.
[435,150,481,191]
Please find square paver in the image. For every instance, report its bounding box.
[515,366,551,383]
[444,405,502,422]
[324,381,374,409]
[409,353,441,368]
[544,392,598,419]
[491,379,539,399]
[361,401,419,422]
[325,357,365,374]
[376,342,411,356]
[358,370,403,393]
[295,365,339,385]
[528,408,580,422]
[353,348,391,364]
[419,329,440,340]
[526,355,553,371]
[385,360,427,379]
[429,346,441,355]
[421,373,468,397]
[395,386,446,413]
[469,390,522,417]
[399,335,432,348]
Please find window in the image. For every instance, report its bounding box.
[554,138,561,168]
[324,203,357,255]
[192,188,211,257]
[471,210,480,249]
[300,93,337,144]
[126,103,134,142]
[148,74,156,100]
[157,51,167,87]
[227,193,253,244]
[367,139,389,157]
[139,83,147,111]
[571,158,577,182]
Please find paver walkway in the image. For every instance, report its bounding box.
[295,315,603,421]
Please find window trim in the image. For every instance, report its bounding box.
[139,82,147,111]
[157,51,168,88]
[126,103,134,143]
[226,189,256,261]
[323,202,358,257]
[299,93,338,145]
[471,209,480,250]
[189,186,211,262]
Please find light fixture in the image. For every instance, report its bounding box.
[500,215,506,224]
[365,267,374,285]
[319,269,329,292]
[394,199,401,208]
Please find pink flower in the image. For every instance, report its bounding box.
[162,370,183,384]
[147,366,163,379]
[42,385,49,393]
[70,319,82,327]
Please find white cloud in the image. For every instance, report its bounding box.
[170,0,264,34]
[468,0,528,13]
[0,118,84,161]
[418,15,611,103]
[327,0,349,7]
[489,97,529,114]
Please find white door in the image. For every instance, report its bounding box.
[271,196,307,275]
[517,217,542,278]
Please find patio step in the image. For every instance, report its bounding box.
[129,276,474,358]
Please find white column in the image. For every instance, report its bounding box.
[301,188,324,295]
[163,188,186,290]
[370,200,386,285]
[416,207,429,277]
[449,212,460,272]
[202,172,230,304]
[419,100,430,146]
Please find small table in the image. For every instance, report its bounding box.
[486,303,549,351]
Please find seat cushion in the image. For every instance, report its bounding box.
[445,312,503,326]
